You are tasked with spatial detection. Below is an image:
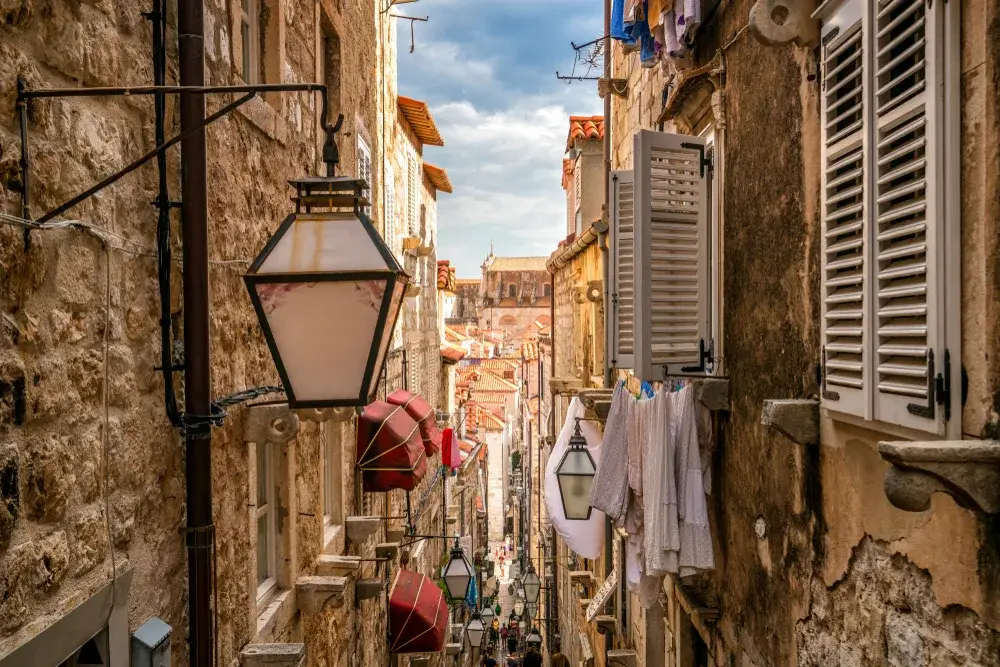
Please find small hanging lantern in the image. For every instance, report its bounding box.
[555,419,597,520]
[525,601,537,620]
[465,612,485,649]
[525,627,542,647]
[521,564,541,604]
[513,599,525,617]
[244,134,409,408]
[480,605,495,627]
[442,539,474,602]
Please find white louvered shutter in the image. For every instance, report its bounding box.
[608,169,635,370]
[870,0,944,433]
[385,168,396,255]
[633,131,710,382]
[408,154,418,237]
[819,0,869,417]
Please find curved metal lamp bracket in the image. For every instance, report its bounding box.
[877,440,1000,514]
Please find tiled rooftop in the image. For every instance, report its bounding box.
[566,115,605,151]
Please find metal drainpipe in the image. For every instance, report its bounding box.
[178,0,213,664]
[601,4,615,660]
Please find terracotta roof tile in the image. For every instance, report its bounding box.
[437,260,457,291]
[398,96,444,146]
[562,158,573,190]
[423,163,453,193]
[566,115,605,151]
[485,257,548,272]
[441,342,466,364]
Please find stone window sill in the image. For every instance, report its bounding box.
[322,522,344,555]
[235,87,287,146]
[255,588,296,643]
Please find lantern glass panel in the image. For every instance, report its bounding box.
[442,551,473,601]
[480,607,495,626]
[526,629,542,645]
[257,213,389,273]
[513,599,525,616]
[556,448,596,520]
[465,616,485,648]
[526,602,537,620]
[521,568,541,603]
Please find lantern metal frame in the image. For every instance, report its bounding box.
[480,605,495,627]
[555,418,597,520]
[465,612,486,649]
[521,563,541,604]
[525,626,543,647]
[244,176,410,408]
[441,538,474,603]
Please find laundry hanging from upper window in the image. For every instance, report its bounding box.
[591,378,715,607]
[609,0,704,73]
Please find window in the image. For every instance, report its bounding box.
[508,284,517,298]
[607,169,636,370]
[238,0,259,83]
[324,426,344,527]
[256,442,276,603]
[59,628,108,667]
[574,156,583,234]
[543,284,551,298]
[816,0,960,435]
[357,133,373,216]
[408,153,419,237]
[385,168,396,254]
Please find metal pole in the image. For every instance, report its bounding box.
[178,0,213,664]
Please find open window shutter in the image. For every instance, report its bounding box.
[633,130,710,382]
[608,169,635,370]
[870,0,945,433]
[819,0,869,417]
[408,154,418,237]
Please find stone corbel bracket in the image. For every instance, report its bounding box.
[244,403,350,445]
[877,440,1000,514]
[240,643,306,667]
[314,555,362,577]
[569,570,596,589]
[594,615,617,636]
[445,643,462,656]
[355,578,384,604]
[749,0,820,47]
[345,516,382,542]
[597,77,629,99]
[692,378,730,412]
[550,378,585,395]
[296,576,350,614]
[606,650,637,667]
[761,399,819,446]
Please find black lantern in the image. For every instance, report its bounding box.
[555,419,597,520]
[442,539,474,602]
[245,173,409,408]
[525,626,542,647]
[521,564,541,604]
[465,612,485,649]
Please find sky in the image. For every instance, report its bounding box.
[396,0,604,278]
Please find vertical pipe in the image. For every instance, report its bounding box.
[16,77,31,249]
[178,1,213,665]
[602,1,615,661]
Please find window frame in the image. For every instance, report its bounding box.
[323,425,344,530]
[238,0,260,84]
[256,441,277,605]
[357,131,373,217]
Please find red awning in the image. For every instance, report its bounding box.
[387,390,442,456]
[389,570,448,653]
[357,401,427,492]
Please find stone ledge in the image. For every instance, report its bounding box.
[606,649,637,667]
[761,399,819,446]
[375,542,400,560]
[345,516,382,541]
[877,440,1000,513]
[570,570,596,588]
[550,378,584,395]
[355,578,384,602]
[314,554,361,577]
[445,643,462,656]
[594,615,617,635]
[295,576,349,614]
[693,378,729,412]
[240,643,306,667]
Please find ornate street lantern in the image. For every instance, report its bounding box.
[525,627,542,647]
[465,612,485,649]
[555,419,597,520]
[245,174,409,408]
[442,539,474,602]
[513,599,525,617]
[521,564,541,604]
[525,602,537,620]
[480,605,495,627]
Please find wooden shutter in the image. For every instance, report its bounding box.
[819,0,869,417]
[871,0,945,433]
[633,131,710,382]
[608,169,635,370]
[408,154,418,237]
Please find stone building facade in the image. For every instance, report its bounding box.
[476,254,552,338]
[0,2,461,667]
[544,0,1000,666]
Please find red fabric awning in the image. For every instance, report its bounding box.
[387,390,442,456]
[389,570,448,653]
[357,401,427,492]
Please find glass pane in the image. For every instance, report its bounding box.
[241,22,251,82]
[257,514,269,584]
[256,214,390,274]
[256,280,388,402]
[256,443,268,506]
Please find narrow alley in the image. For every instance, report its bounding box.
[0,1,998,667]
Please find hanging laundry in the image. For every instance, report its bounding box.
[543,397,605,559]
[675,0,702,44]
[624,0,645,24]
[589,382,631,521]
[610,0,628,41]
[647,0,667,28]
[642,387,679,576]
[674,387,714,576]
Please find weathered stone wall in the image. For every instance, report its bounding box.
[0,1,441,666]
[604,0,1000,665]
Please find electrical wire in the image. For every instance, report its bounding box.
[100,231,118,664]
